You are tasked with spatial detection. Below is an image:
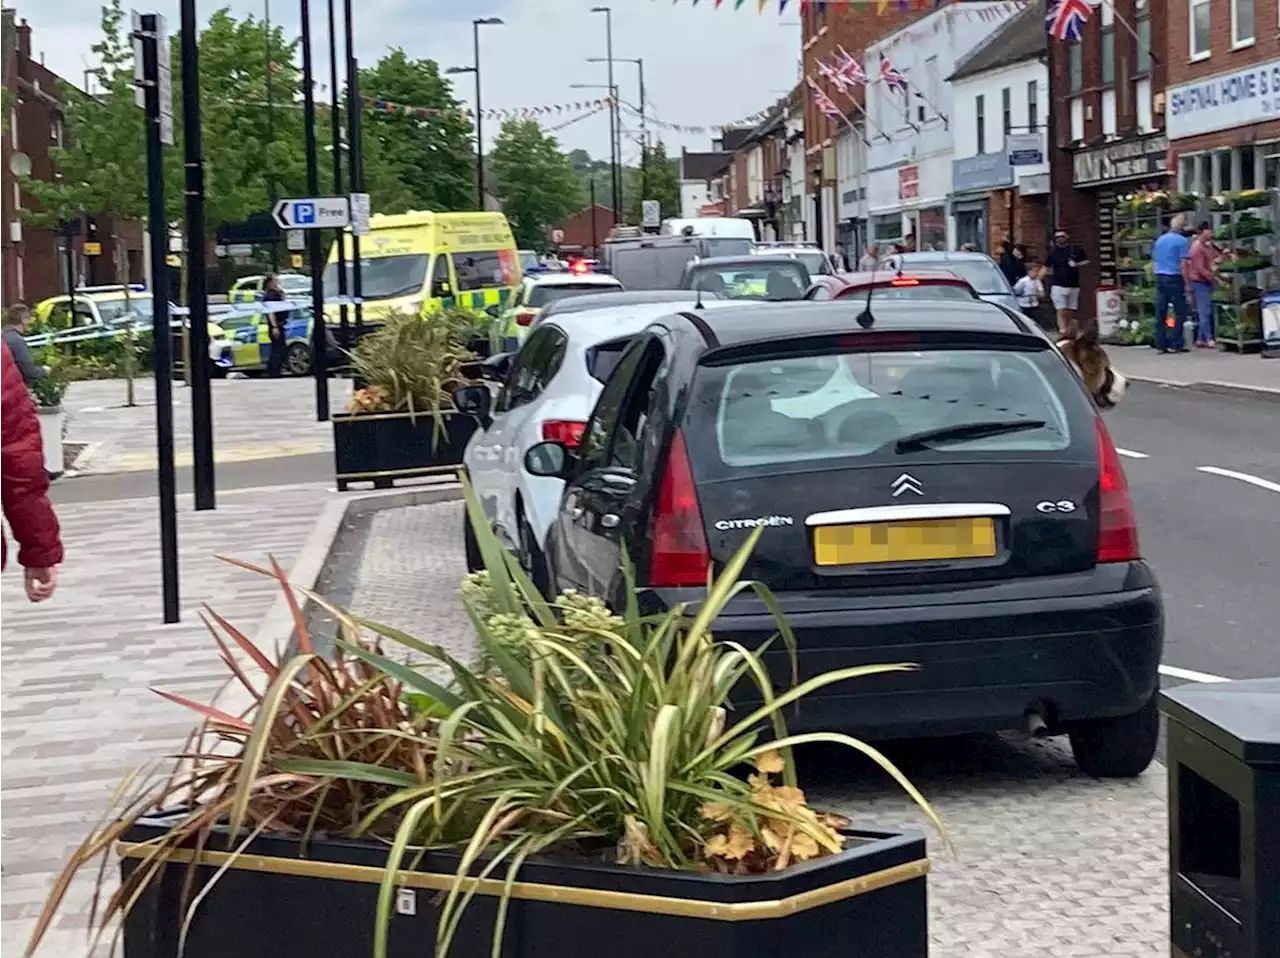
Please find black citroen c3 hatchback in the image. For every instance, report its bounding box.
[524,299,1163,778]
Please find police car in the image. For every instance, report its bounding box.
[500,266,624,334]
[207,302,334,376]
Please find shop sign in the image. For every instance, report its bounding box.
[1167,59,1280,140]
[1018,173,1050,196]
[898,165,920,201]
[1006,132,1044,167]
[1096,188,1117,288]
[1072,134,1169,187]
[951,152,1013,193]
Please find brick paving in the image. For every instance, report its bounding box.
[0,483,335,957]
[62,377,352,475]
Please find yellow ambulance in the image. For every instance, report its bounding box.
[323,211,522,326]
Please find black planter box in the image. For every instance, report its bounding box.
[332,409,476,490]
[119,814,928,958]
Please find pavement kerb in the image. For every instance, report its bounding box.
[213,482,463,719]
[1127,374,1280,403]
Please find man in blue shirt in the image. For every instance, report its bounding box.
[1151,213,1192,353]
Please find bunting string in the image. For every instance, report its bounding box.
[361,94,616,123]
[659,0,1023,16]
[617,100,773,135]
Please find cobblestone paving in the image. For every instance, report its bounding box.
[63,377,352,474]
[344,500,1172,958]
[0,483,335,957]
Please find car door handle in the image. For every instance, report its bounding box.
[600,513,620,529]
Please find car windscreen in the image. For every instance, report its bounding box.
[279,276,311,294]
[610,246,697,290]
[528,282,621,308]
[907,260,1009,295]
[323,254,429,302]
[683,343,1092,482]
[686,262,809,301]
[701,238,754,258]
[790,251,831,275]
[835,283,978,303]
[95,299,152,324]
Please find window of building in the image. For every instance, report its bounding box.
[1001,87,1012,136]
[1101,27,1115,85]
[1069,44,1082,93]
[1102,89,1117,137]
[1232,0,1255,46]
[1135,79,1153,133]
[1136,15,1151,74]
[1069,97,1084,143]
[976,93,986,153]
[1179,156,1197,194]
[1265,146,1280,190]
[1190,0,1212,59]
[1239,145,1256,191]
[1198,153,1214,194]
[1027,80,1038,131]
[1215,150,1234,193]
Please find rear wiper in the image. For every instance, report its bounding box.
[894,419,1047,453]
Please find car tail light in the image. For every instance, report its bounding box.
[570,260,590,275]
[515,308,539,327]
[541,419,586,448]
[1095,418,1140,563]
[648,431,710,587]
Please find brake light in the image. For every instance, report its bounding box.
[516,308,539,327]
[1095,418,1140,563]
[648,431,710,587]
[570,260,590,275]
[541,419,586,448]
[889,277,920,287]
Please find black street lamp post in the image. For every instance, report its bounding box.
[589,55,644,203]
[447,17,503,210]
[326,0,348,347]
[589,6,620,218]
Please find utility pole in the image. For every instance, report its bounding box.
[326,0,349,347]
[180,0,214,511]
[473,20,483,208]
[637,57,646,203]
[590,7,619,219]
[342,0,363,338]
[265,0,279,272]
[299,0,329,421]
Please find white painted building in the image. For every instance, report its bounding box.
[864,1,1021,252]
[782,101,808,242]
[678,150,731,219]
[947,3,1049,253]
[836,123,869,261]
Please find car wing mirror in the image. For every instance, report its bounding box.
[480,351,513,383]
[433,280,452,298]
[451,384,492,429]
[523,440,572,480]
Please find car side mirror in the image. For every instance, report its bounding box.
[480,351,513,383]
[485,303,502,317]
[433,280,452,298]
[452,385,492,428]
[524,440,571,479]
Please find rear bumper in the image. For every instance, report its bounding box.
[642,562,1163,740]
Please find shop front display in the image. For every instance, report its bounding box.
[950,152,1016,254]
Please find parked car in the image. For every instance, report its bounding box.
[456,298,752,592]
[207,303,336,376]
[227,272,311,303]
[680,255,810,301]
[522,298,1162,779]
[533,289,724,326]
[500,270,624,333]
[804,269,981,302]
[753,242,839,277]
[879,251,1019,313]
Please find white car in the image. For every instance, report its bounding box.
[461,298,748,591]
[753,243,839,277]
[504,270,625,332]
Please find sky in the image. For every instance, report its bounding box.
[14,0,804,161]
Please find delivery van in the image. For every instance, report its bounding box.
[323,211,521,325]
[659,217,757,242]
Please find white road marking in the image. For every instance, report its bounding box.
[1159,664,1231,684]
[1196,465,1280,495]
[1115,448,1148,459]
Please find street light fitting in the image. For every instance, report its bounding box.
[590,5,609,13]
[570,83,613,90]
[474,16,504,25]
[445,65,477,75]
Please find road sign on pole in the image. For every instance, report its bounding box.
[272,197,349,230]
[349,192,371,237]
[286,229,305,251]
[641,199,661,230]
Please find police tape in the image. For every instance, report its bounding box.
[24,298,322,348]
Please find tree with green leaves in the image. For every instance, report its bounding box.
[628,141,681,227]
[359,51,474,213]
[488,119,584,250]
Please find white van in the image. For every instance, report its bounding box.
[660,217,757,241]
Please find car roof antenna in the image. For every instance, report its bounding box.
[856,256,883,329]
[694,283,705,310]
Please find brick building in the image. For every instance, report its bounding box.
[552,204,617,256]
[801,1,945,252]
[1047,0,1169,320]
[1165,0,1280,216]
[724,96,792,240]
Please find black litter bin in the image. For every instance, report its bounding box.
[1160,678,1280,958]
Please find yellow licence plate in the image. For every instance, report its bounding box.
[813,517,997,567]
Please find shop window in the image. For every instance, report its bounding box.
[1101,27,1115,85]
[1102,90,1117,138]
[1135,79,1152,133]
[1069,97,1084,143]
[1190,0,1212,59]
[1027,80,1038,131]
[976,94,986,154]
[1239,146,1256,191]
[1232,0,1255,46]
[1264,148,1280,191]
[1216,150,1234,193]
[1069,45,1082,94]
[1198,154,1214,195]
[1179,156,1197,194]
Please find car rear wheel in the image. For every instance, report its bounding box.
[1067,693,1159,779]
[516,504,551,598]
[285,342,311,376]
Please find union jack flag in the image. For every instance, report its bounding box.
[1045,0,1096,42]
[816,57,850,93]
[879,55,908,96]
[808,79,844,122]
[837,45,868,87]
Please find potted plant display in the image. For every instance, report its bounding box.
[26,481,942,958]
[331,309,483,490]
[28,348,68,479]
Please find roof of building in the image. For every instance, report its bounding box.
[717,128,755,152]
[948,0,1046,82]
[680,150,732,182]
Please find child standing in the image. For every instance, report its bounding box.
[1013,263,1051,330]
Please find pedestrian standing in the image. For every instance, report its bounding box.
[1151,213,1192,354]
[2,342,63,602]
[262,274,288,378]
[1188,221,1220,349]
[2,304,48,385]
[859,244,879,271]
[1046,230,1090,338]
[1014,261,1050,328]
[999,232,1027,287]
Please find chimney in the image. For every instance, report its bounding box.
[17,18,31,62]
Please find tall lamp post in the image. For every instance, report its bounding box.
[589,6,619,219]
[588,55,644,203]
[446,17,503,210]
[570,81,619,223]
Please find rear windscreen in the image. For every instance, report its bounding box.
[684,346,1093,480]
[687,262,809,301]
[528,283,620,308]
[834,283,978,303]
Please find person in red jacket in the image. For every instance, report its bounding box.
[2,340,63,601]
